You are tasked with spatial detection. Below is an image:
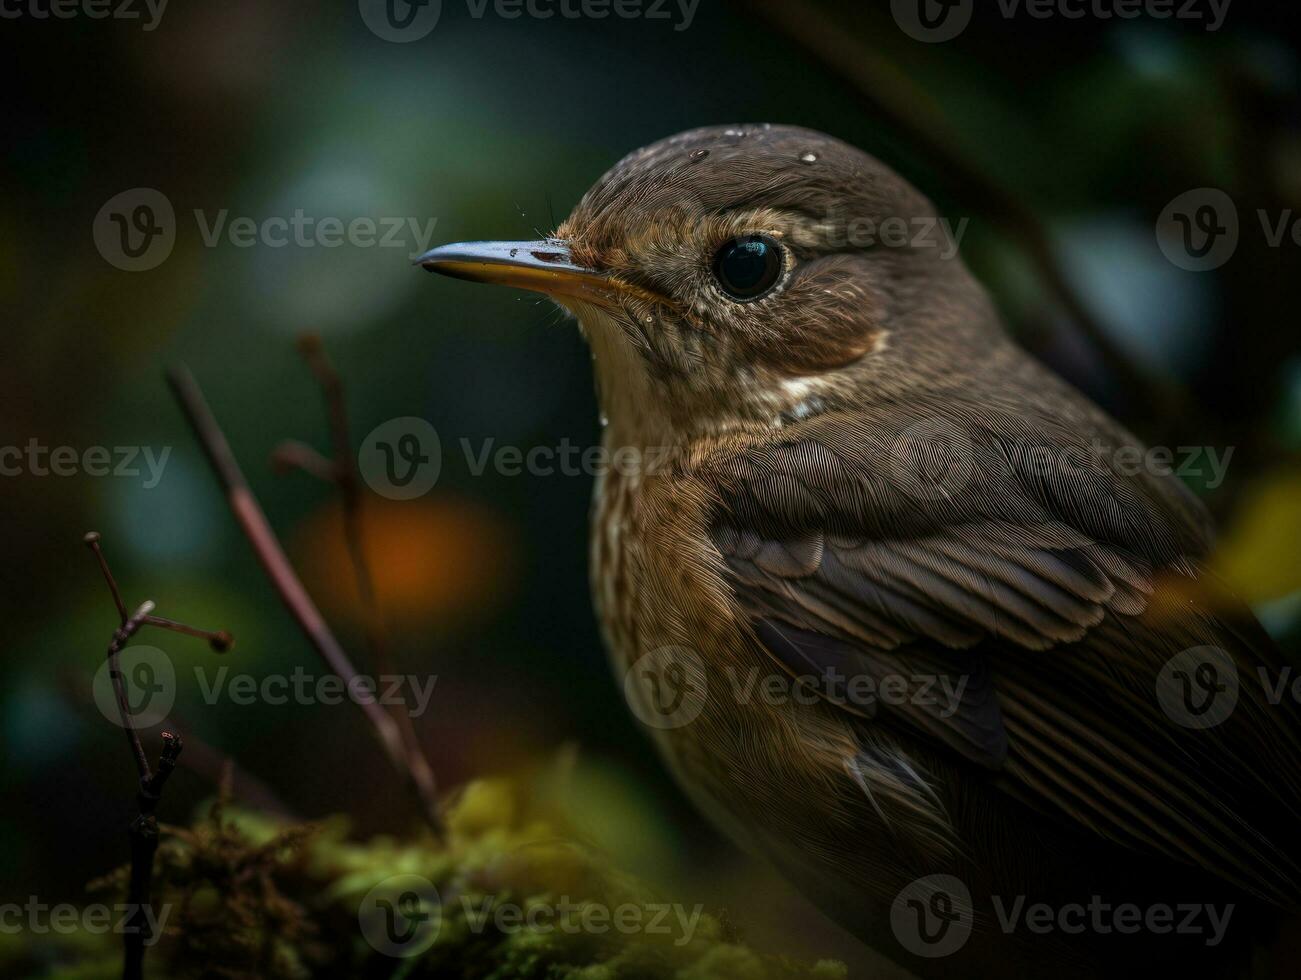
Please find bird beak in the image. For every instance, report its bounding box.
[415,239,618,307]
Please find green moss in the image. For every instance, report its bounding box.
[18,779,844,980]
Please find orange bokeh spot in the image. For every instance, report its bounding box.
[291,494,514,628]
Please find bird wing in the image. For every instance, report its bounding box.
[703,405,1301,906]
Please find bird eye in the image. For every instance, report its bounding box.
[712,234,783,302]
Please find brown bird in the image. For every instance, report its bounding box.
[418,125,1301,978]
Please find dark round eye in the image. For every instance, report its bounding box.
[712,234,783,301]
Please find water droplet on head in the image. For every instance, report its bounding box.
[724,128,744,137]
[689,148,710,161]
[799,152,818,164]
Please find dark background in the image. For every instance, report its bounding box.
[4,0,1301,973]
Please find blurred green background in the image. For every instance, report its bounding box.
[4,0,1301,973]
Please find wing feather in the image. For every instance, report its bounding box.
[703,407,1301,906]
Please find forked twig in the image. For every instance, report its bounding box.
[271,334,432,824]
[272,334,396,678]
[84,532,230,980]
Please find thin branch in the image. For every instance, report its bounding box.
[166,364,444,837]
[123,730,181,980]
[747,0,1189,419]
[143,615,233,652]
[277,336,431,798]
[285,337,440,848]
[86,530,128,622]
[107,598,157,780]
[85,533,231,980]
[270,439,337,483]
[291,334,393,677]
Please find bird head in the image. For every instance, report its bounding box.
[419,125,1003,445]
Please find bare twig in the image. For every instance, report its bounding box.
[123,730,181,980]
[106,597,158,782]
[84,532,231,980]
[88,530,129,621]
[277,334,395,679]
[166,364,444,836]
[272,335,437,820]
[143,615,233,652]
[270,439,337,482]
[747,0,1188,420]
